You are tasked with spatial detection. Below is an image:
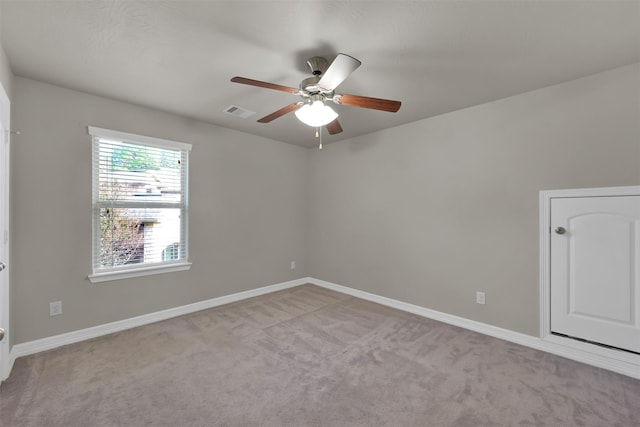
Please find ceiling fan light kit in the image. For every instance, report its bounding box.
[231,53,402,137]
[295,99,339,127]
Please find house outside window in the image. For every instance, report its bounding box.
[162,243,180,261]
[88,127,192,282]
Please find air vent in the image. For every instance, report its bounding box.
[223,105,255,119]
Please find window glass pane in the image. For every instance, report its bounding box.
[98,207,183,269]
[97,140,184,204]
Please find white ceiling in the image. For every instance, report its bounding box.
[1,1,639,148]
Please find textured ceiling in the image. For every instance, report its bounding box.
[1,1,639,148]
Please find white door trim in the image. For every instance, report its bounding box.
[539,186,640,373]
[0,82,10,381]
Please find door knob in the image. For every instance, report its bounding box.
[0,328,4,341]
[555,227,566,235]
[0,262,5,272]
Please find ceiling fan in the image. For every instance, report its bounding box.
[230,53,401,135]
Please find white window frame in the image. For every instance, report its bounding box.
[88,126,192,283]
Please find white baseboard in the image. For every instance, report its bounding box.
[307,278,640,379]
[9,277,307,366]
[8,277,639,380]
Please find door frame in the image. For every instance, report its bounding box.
[0,82,9,381]
[539,186,640,373]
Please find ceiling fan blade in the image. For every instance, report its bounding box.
[326,119,343,135]
[257,103,303,123]
[231,76,299,94]
[334,94,401,113]
[318,54,361,91]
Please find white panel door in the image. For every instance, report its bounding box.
[551,196,640,353]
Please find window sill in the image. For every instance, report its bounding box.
[88,262,192,283]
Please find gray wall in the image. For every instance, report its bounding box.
[11,77,310,343]
[308,63,640,336]
[9,62,640,344]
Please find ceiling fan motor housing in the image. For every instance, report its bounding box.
[299,76,335,102]
[300,76,321,94]
[306,56,329,76]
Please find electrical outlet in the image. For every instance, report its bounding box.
[290,261,296,270]
[476,292,486,305]
[49,301,62,316]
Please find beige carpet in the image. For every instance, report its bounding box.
[1,284,639,426]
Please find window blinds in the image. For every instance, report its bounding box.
[89,127,191,273]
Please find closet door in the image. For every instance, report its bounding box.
[550,195,640,353]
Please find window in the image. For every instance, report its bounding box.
[162,243,180,261]
[88,127,191,283]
